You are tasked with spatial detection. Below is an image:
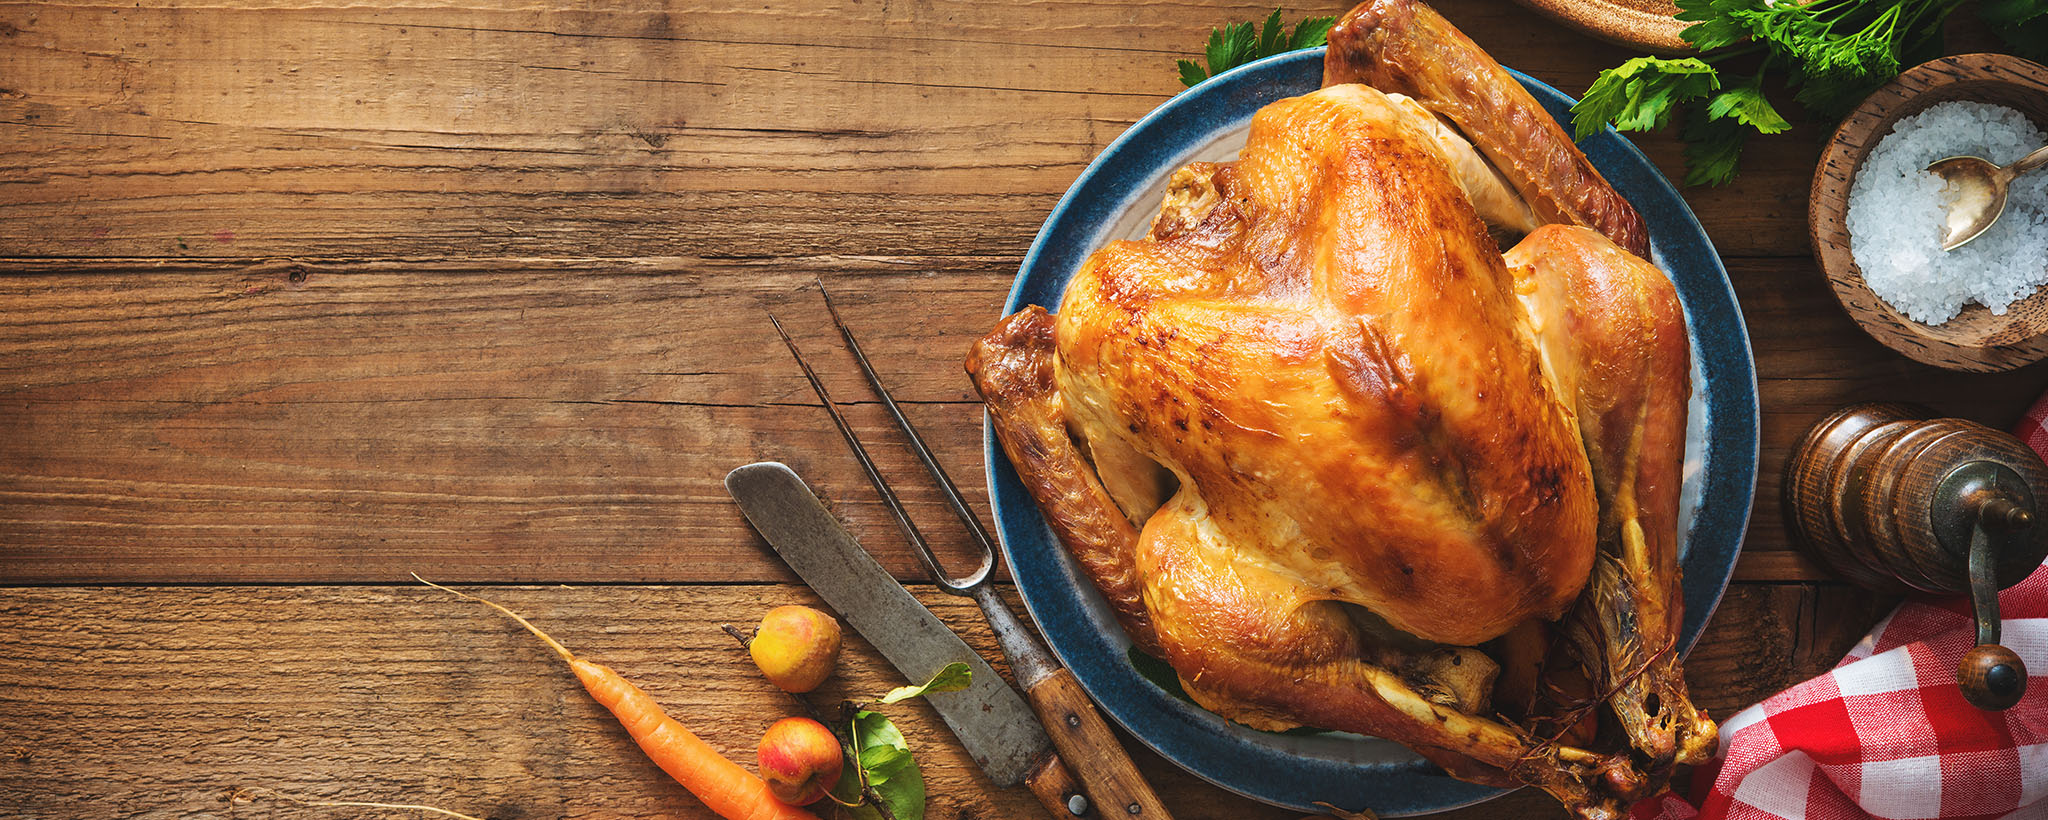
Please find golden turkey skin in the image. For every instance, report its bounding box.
[967,2,1711,816]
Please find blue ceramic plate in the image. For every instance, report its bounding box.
[983,48,1757,816]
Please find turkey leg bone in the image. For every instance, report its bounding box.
[1506,225,1717,773]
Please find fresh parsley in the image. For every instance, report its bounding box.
[1980,0,2048,63]
[1571,56,1722,139]
[1178,9,1338,88]
[1572,0,2048,186]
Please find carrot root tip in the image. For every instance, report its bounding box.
[414,574,577,665]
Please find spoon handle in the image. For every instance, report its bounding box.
[2011,143,2048,178]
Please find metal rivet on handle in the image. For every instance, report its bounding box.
[1065,712,1081,728]
[1066,794,1087,816]
[1126,802,1141,814]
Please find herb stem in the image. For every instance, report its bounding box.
[1697,43,1765,64]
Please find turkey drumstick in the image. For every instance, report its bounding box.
[966,2,1710,815]
[1507,225,1717,773]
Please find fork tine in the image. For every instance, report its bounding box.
[765,308,960,589]
[818,284,998,582]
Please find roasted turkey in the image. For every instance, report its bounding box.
[966,1,1714,815]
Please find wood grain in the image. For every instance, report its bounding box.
[2,0,2042,816]
[1024,754,1088,820]
[0,585,1570,820]
[1,0,1834,261]
[0,257,1009,584]
[1021,668,1170,820]
[1680,583,1901,715]
[0,584,1885,820]
[4,255,2046,583]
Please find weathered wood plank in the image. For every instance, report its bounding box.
[1730,552,1831,582]
[3,4,2023,820]
[1683,584,1902,717]
[0,0,1847,260]
[0,258,1008,583]
[5,256,2046,583]
[0,583,1881,819]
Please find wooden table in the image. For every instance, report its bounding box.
[2,2,2040,818]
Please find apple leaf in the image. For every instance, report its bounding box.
[829,710,925,820]
[878,662,972,705]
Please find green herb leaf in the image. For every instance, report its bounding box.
[858,744,916,785]
[1226,21,1259,71]
[1677,72,1780,186]
[831,710,926,820]
[1734,0,1937,118]
[1729,2,1830,58]
[1703,75,1790,135]
[851,711,907,764]
[1673,0,1753,51]
[827,663,970,818]
[1680,107,1747,187]
[1586,0,1973,184]
[1290,15,1338,50]
[1790,57,1893,119]
[1981,0,2048,61]
[1202,26,1235,83]
[1979,0,2048,25]
[878,662,972,704]
[1257,9,1287,59]
[1177,9,1340,88]
[1569,56,1720,140]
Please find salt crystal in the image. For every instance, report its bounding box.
[1845,101,2048,325]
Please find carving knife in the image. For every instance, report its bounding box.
[725,461,1096,819]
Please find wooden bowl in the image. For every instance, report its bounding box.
[1508,0,1690,54]
[1810,54,2048,373]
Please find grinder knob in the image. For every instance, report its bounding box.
[1962,644,2027,711]
[1785,403,2048,711]
[1954,494,2033,711]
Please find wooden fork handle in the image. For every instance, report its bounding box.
[1023,667,1175,820]
[1024,752,1092,819]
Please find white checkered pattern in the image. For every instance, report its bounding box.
[1627,400,2048,820]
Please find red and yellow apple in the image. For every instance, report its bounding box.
[748,605,842,693]
[757,716,844,806]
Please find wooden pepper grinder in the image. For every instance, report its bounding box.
[1785,402,2048,711]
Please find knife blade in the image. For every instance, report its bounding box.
[724,460,1055,788]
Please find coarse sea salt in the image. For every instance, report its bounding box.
[1846,101,2048,325]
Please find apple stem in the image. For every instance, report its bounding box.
[719,622,895,819]
[719,622,754,649]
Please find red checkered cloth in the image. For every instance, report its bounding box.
[1628,406,2048,820]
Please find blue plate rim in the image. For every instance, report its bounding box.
[984,46,1758,816]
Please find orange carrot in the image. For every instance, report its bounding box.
[419,577,821,820]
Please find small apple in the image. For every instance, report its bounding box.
[748,605,842,693]
[757,716,844,806]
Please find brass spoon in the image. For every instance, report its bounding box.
[1927,144,2048,251]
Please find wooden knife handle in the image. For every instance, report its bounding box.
[1023,667,1174,820]
[1024,752,1091,819]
